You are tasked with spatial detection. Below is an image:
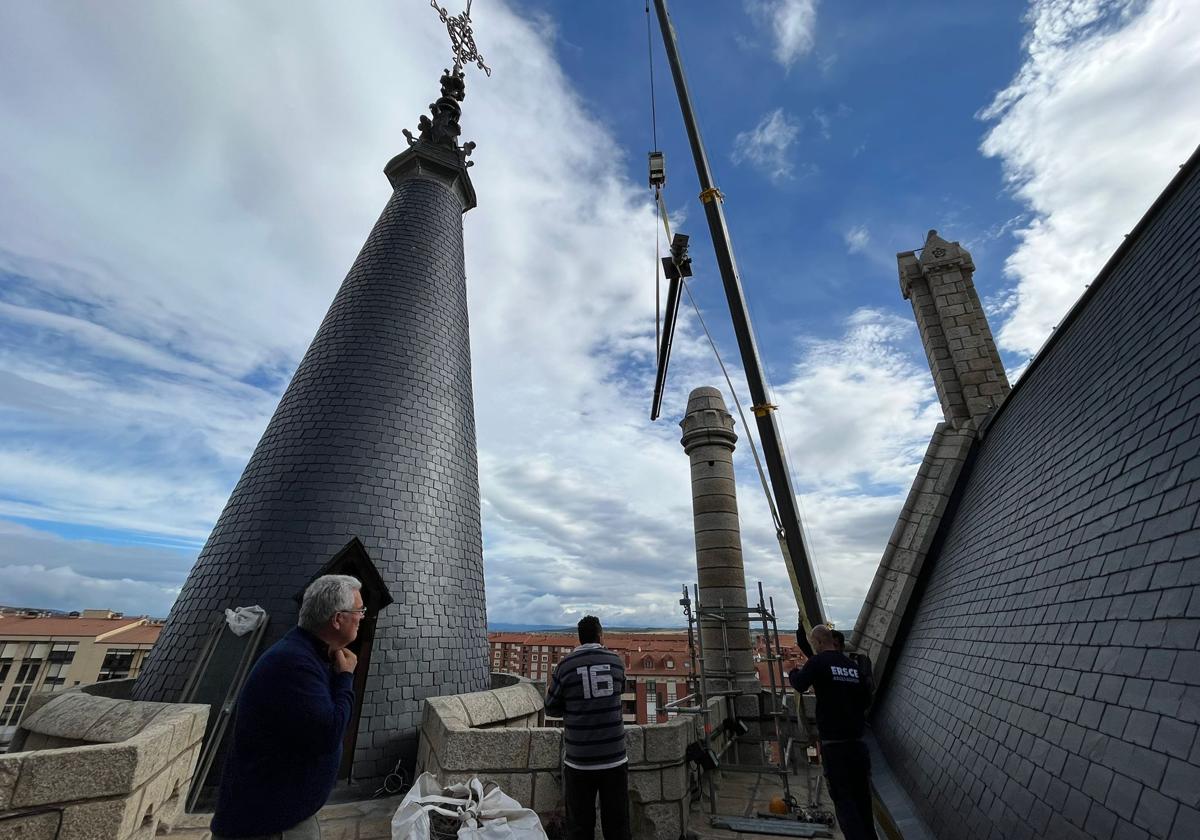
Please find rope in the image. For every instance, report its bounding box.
[680,280,782,535]
[774,405,831,616]
[647,1,662,351]
[645,0,658,150]
[640,0,823,618]
[655,190,673,241]
[683,276,832,622]
[372,760,409,798]
[735,260,832,623]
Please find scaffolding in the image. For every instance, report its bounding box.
[664,581,805,817]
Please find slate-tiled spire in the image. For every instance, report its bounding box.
[134,68,489,781]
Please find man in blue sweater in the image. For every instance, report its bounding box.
[544,615,630,840]
[211,575,363,839]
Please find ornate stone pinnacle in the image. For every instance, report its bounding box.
[402,67,476,168]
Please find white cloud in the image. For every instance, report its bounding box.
[480,307,937,630]
[772,310,940,492]
[0,521,188,616]
[979,0,1200,357]
[731,108,803,183]
[745,0,820,69]
[0,564,181,618]
[0,3,936,632]
[843,225,870,254]
[723,309,938,629]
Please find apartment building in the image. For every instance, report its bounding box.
[488,628,809,726]
[487,631,694,725]
[0,609,162,744]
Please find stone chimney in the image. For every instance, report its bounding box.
[679,387,761,713]
[898,230,1010,428]
[134,68,488,781]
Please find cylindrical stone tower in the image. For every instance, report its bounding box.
[134,69,489,781]
[679,387,760,710]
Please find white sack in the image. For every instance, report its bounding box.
[392,772,548,840]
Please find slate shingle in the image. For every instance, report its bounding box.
[133,155,489,782]
[875,153,1200,838]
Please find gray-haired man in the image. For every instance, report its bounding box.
[212,575,364,839]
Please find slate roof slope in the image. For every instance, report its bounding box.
[874,146,1200,840]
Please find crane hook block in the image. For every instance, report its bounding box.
[648,151,666,189]
[662,232,692,280]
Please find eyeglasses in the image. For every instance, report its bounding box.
[339,607,368,617]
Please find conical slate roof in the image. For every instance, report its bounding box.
[134,69,489,782]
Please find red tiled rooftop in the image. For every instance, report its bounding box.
[104,623,163,644]
[0,615,146,638]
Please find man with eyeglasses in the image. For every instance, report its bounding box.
[212,575,365,839]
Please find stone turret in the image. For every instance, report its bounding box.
[134,68,489,782]
[853,230,1011,678]
[899,230,1010,428]
[679,387,760,713]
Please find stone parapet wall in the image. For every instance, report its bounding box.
[416,681,732,840]
[0,685,208,839]
[853,229,1012,683]
[851,421,976,679]
[165,796,402,840]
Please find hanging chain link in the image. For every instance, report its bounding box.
[430,0,492,76]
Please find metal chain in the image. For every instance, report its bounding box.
[430,0,492,76]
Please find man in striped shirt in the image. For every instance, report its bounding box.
[544,615,630,840]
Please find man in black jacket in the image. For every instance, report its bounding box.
[787,624,878,840]
[831,629,875,714]
[544,615,629,840]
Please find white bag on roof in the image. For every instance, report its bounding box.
[392,772,547,840]
[223,605,266,636]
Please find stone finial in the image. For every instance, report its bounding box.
[386,67,478,211]
[919,229,972,270]
[402,67,477,168]
[899,230,1010,427]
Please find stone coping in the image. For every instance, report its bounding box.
[0,686,209,839]
[416,679,736,840]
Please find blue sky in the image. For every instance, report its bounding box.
[1,0,1197,629]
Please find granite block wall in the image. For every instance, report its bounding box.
[416,681,729,840]
[874,152,1200,839]
[134,157,489,781]
[1,686,208,839]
